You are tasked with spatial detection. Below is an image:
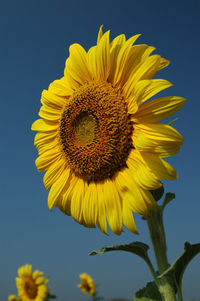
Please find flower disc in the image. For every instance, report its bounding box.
[60,80,133,182]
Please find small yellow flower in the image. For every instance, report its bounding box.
[32,26,185,235]
[8,295,21,301]
[16,264,49,301]
[78,273,96,295]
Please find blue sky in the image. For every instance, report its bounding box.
[1,0,200,300]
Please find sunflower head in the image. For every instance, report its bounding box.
[16,264,49,301]
[78,273,96,295]
[32,26,185,235]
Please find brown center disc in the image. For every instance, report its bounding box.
[24,278,38,299]
[59,80,133,183]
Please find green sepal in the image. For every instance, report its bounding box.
[161,192,175,212]
[150,185,164,203]
[159,242,200,289]
[134,282,162,301]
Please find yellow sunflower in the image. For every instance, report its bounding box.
[32,26,185,235]
[78,273,96,295]
[16,264,49,301]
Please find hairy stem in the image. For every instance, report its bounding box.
[147,211,177,301]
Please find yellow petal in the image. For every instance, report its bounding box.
[48,168,70,210]
[158,57,170,70]
[127,150,162,190]
[31,119,58,132]
[16,277,23,288]
[103,180,122,235]
[8,295,20,301]
[35,148,61,171]
[87,46,98,79]
[43,158,66,189]
[34,131,57,148]
[97,24,103,44]
[126,95,138,114]
[94,30,110,80]
[134,122,184,143]
[123,55,161,98]
[116,169,158,215]
[35,277,47,285]
[82,182,98,228]
[38,139,59,155]
[140,152,177,180]
[33,270,44,280]
[96,183,107,234]
[140,55,162,80]
[119,44,149,88]
[133,96,186,122]
[132,79,173,106]
[141,46,156,60]
[124,55,160,95]
[71,179,86,225]
[18,266,25,278]
[112,34,141,86]
[18,264,32,277]
[133,133,181,157]
[48,77,73,97]
[133,123,183,157]
[108,34,126,83]
[41,89,68,109]
[64,43,92,88]
[138,187,159,213]
[61,174,78,215]
[122,205,138,234]
[39,104,61,121]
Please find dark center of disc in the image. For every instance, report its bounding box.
[73,112,96,146]
[24,278,38,299]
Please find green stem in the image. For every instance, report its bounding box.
[147,211,177,301]
[176,283,183,301]
[91,294,97,301]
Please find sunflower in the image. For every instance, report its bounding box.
[32,26,185,235]
[78,273,96,295]
[16,264,49,301]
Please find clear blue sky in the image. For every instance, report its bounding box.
[1,0,200,300]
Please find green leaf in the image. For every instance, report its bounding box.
[159,242,200,289]
[89,241,150,261]
[90,242,160,288]
[150,185,164,202]
[134,282,162,301]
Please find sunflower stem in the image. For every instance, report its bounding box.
[91,294,97,301]
[176,285,183,301]
[147,210,177,301]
